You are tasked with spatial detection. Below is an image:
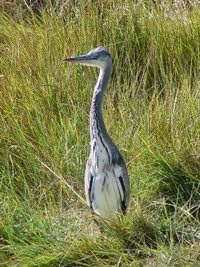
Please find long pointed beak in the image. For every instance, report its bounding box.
[63,55,89,63]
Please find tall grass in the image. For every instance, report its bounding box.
[0,1,199,266]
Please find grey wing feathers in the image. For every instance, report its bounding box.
[85,146,130,215]
[113,149,130,213]
[118,175,128,213]
[84,158,94,208]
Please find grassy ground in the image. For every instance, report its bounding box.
[0,1,199,266]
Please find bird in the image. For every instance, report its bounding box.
[64,47,130,220]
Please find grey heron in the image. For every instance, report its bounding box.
[64,47,130,220]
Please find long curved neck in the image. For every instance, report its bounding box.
[90,65,112,143]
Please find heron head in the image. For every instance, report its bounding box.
[64,46,113,69]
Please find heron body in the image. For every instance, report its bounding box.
[65,47,130,220]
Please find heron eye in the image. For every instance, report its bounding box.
[95,54,100,59]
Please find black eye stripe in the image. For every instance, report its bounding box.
[91,54,100,59]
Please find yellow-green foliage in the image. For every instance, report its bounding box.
[0,1,199,266]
